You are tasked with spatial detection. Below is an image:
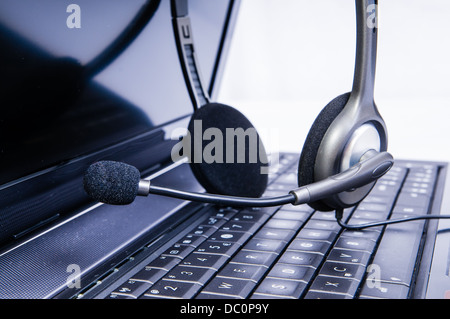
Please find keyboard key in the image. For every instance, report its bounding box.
[209,230,251,244]
[161,244,195,259]
[308,275,360,297]
[267,264,315,282]
[287,239,329,255]
[327,248,371,265]
[254,227,296,242]
[357,202,390,212]
[351,210,389,221]
[273,210,309,221]
[130,267,166,284]
[164,265,216,285]
[218,263,267,283]
[402,186,433,196]
[191,225,216,237]
[112,279,152,299]
[199,277,256,298]
[231,250,277,267]
[408,166,436,178]
[369,183,400,198]
[396,192,430,208]
[278,251,322,267]
[359,281,410,299]
[362,194,393,205]
[220,220,260,233]
[231,211,270,224]
[181,253,228,270]
[304,291,353,299]
[319,261,365,279]
[403,180,433,192]
[390,215,425,231]
[214,207,239,220]
[406,176,433,184]
[146,255,180,271]
[310,211,336,221]
[195,240,240,257]
[280,204,314,213]
[141,280,202,299]
[178,234,206,247]
[253,278,307,298]
[240,206,279,217]
[340,229,381,242]
[264,218,303,230]
[297,228,337,242]
[341,218,384,232]
[106,293,135,299]
[199,216,227,228]
[334,237,376,252]
[369,223,424,286]
[244,238,286,254]
[392,204,428,216]
[304,219,340,231]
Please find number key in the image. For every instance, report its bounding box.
[195,240,240,257]
[164,265,216,285]
[141,280,202,299]
[181,253,229,270]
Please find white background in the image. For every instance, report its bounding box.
[217,0,450,163]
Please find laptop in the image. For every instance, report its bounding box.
[0,0,449,301]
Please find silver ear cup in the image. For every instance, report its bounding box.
[312,94,388,211]
[297,92,388,212]
[340,123,381,171]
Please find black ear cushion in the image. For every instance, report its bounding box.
[297,93,351,211]
[187,103,268,198]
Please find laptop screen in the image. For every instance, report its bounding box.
[0,0,235,244]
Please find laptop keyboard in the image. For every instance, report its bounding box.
[104,153,438,299]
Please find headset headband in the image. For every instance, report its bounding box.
[352,0,378,103]
[171,0,210,109]
[171,0,379,110]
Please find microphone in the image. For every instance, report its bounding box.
[83,151,394,208]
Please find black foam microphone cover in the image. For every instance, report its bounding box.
[187,103,268,198]
[83,161,140,205]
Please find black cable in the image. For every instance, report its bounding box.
[335,209,450,230]
[149,185,296,207]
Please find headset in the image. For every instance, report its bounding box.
[171,0,387,208]
[84,0,450,230]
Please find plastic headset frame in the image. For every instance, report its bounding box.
[171,0,211,110]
